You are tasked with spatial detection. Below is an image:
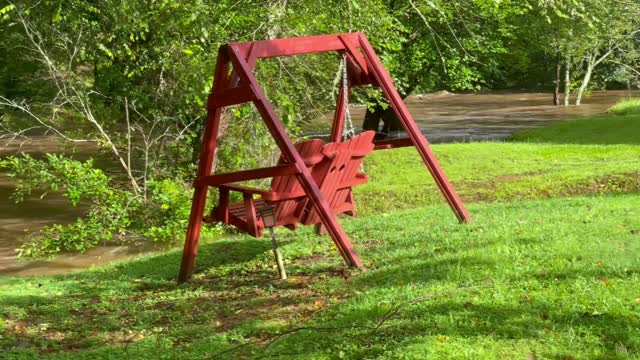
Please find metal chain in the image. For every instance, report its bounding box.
[341,53,365,173]
[342,53,355,140]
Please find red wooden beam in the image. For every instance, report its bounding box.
[339,35,369,76]
[357,34,471,224]
[208,85,257,108]
[178,48,232,283]
[228,42,260,89]
[373,138,413,150]
[227,44,364,269]
[194,164,299,187]
[230,33,363,59]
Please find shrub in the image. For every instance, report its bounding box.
[0,154,223,257]
[608,98,640,115]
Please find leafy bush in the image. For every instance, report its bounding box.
[0,154,223,257]
[142,179,196,242]
[608,98,640,115]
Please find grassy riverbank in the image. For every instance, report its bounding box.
[1,108,639,359]
[356,108,640,215]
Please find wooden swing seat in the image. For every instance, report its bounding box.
[205,131,375,237]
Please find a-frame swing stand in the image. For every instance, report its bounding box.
[178,33,471,283]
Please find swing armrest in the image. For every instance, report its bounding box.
[219,183,307,201]
[337,173,369,188]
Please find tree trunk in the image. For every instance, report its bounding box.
[563,52,571,107]
[575,49,613,106]
[575,56,595,106]
[554,52,561,106]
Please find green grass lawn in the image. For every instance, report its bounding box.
[1,195,638,359]
[508,114,640,145]
[357,141,639,216]
[1,110,639,359]
[357,110,639,215]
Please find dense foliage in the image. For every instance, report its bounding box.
[0,0,638,256]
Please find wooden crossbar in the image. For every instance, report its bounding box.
[230,33,363,59]
[194,164,300,187]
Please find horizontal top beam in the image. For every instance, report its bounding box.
[229,33,364,59]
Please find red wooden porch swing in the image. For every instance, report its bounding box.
[178,33,471,282]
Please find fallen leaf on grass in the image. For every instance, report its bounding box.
[520,294,533,303]
[14,321,28,335]
[287,276,304,285]
[596,277,609,286]
[44,331,66,340]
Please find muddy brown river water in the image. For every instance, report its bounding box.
[348,90,638,141]
[1,90,637,277]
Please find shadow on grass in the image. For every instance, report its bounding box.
[252,266,640,360]
[94,236,276,283]
[0,236,343,357]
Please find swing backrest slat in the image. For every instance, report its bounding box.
[302,131,375,225]
[270,139,326,225]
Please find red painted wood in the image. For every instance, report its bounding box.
[209,139,325,237]
[208,85,257,108]
[226,44,364,268]
[303,131,375,225]
[195,163,299,187]
[357,34,472,224]
[373,138,413,150]
[339,35,369,76]
[213,188,229,223]
[178,48,231,283]
[218,184,306,202]
[231,33,363,59]
[228,42,259,89]
[243,193,259,236]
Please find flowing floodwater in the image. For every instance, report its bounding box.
[347,90,638,141]
[0,90,637,277]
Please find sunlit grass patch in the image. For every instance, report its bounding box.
[609,97,640,115]
[506,113,640,145]
[356,142,640,215]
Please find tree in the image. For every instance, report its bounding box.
[0,0,404,255]
[529,0,640,106]
[361,0,519,134]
